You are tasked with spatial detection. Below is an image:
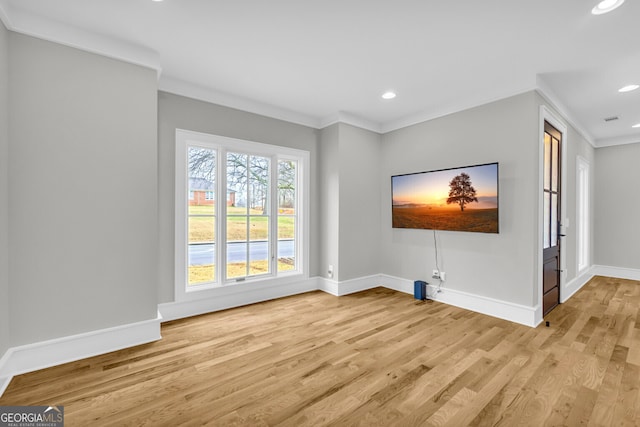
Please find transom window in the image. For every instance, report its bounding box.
[175,129,309,299]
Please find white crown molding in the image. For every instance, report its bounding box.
[1,1,637,146]
[379,85,538,134]
[0,2,161,75]
[159,75,322,130]
[535,76,596,148]
[319,112,382,134]
[594,134,640,148]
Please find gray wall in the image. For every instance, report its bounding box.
[338,124,381,281]
[0,20,9,356]
[8,34,159,346]
[317,123,381,282]
[157,92,320,303]
[318,124,340,280]
[594,142,640,269]
[380,92,540,307]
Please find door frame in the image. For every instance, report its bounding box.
[537,106,568,324]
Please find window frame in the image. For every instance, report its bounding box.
[175,129,310,302]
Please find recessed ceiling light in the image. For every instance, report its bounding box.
[382,91,396,100]
[633,123,640,128]
[619,84,639,93]
[592,0,624,15]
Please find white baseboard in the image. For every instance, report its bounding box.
[379,274,538,327]
[0,350,11,397]
[159,277,319,322]
[561,266,595,303]
[592,265,640,281]
[3,265,634,398]
[0,313,162,397]
[317,275,383,296]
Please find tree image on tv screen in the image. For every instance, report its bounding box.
[447,173,478,211]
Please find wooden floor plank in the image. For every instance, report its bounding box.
[1,277,640,425]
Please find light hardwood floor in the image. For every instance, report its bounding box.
[2,276,640,426]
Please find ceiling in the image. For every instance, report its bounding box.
[1,0,639,146]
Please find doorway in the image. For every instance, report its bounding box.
[542,121,562,316]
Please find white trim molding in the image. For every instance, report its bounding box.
[163,273,542,327]
[0,313,162,397]
[534,81,595,148]
[8,267,636,398]
[593,135,640,148]
[317,275,383,297]
[379,274,539,327]
[159,278,319,322]
[0,2,161,75]
[592,265,640,281]
[160,77,321,130]
[538,105,569,311]
[562,266,596,303]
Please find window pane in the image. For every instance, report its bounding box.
[227,153,248,215]
[190,204,214,215]
[227,152,248,280]
[278,160,296,213]
[227,241,247,279]
[278,216,294,240]
[189,216,214,244]
[278,218,295,272]
[543,133,551,191]
[188,214,215,286]
[278,159,297,273]
[250,216,268,241]
[227,216,247,244]
[188,146,216,285]
[189,264,215,286]
[249,242,269,276]
[249,156,269,214]
[227,153,272,280]
[249,216,270,275]
[543,192,550,249]
[189,147,216,200]
[188,243,215,285]
[551,193,558,246]
[551,137,559,192]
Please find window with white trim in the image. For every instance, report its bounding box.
[577,156,590,272]
[175,129,309,298]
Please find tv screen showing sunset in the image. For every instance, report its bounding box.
[392,163,499,233]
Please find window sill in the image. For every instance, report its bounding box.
[177,272,308,303]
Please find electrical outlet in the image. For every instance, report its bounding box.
[328,265,334,279]
[432,270,446,281]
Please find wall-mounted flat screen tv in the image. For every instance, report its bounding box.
[391,162,499,233]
